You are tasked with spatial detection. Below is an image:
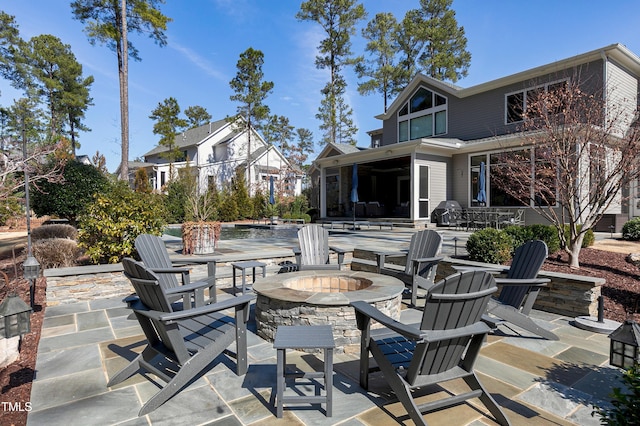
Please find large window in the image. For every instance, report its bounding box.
[534,147,556,206]
[398,87,447,142]
[470,149,557,207]
[489,151,529,207]
[505,79,568,124]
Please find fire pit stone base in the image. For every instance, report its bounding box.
[253,270,404,353]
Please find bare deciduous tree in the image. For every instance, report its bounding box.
[1,98,65,205]
[491,76,640,268]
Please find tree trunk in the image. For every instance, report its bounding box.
[118,0,129,181]
[70,118,76,159]
[567,234,586,269]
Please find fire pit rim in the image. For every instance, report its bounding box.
[252,270,404,306]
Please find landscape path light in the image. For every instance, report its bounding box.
[0,272,32,339]
[608,320,640,369]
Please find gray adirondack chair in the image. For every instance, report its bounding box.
[351,271,510,426]
[484,239,558,340]
[135,234,216,308]
[293,225,347,270]
[376,229,443,306]
[108,258,254,416]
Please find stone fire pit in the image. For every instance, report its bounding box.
[253,270,404,352]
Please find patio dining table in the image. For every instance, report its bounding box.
[464,208,515,230]
[492,210,515,228]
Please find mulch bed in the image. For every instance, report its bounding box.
[0,246,638,425]
[0,252,45,426]
[543,248,640,323]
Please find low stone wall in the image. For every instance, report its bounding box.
[436,259,604,318]
[351,249,604,318]
[42,252,299,306]
[44,268,133,306]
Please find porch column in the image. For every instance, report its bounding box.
[320,167,327,218]
[410,154,416,220]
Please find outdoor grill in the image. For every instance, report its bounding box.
[432,200,462,226]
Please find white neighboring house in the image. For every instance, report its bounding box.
[137,117,302,196]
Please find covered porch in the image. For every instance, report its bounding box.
[312,140,459,227]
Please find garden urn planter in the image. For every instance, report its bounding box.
[182,221,221,255]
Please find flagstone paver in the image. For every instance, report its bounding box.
[26,228,624,425]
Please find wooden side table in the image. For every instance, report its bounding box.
[273,325,335,418]
[231,261,266,296]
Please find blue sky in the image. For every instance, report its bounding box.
[1,0,640,173]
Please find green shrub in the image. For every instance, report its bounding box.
[218,193,239,222]
[164,178,188,223]
[32,224,77,241]
[231,168,252,219]
[282,212,312,223]
[251,190,267,219]
[31,160,109,224]
[0,197,22,226]
[466,228,514,264]
[32,238,82,268]
[502,225,536,250]
[581,227,595,247]
[622,218,640,241]
[592,363,640,425]
[528,224,561,253]
[77,181,167,264]
[562,224,596,248]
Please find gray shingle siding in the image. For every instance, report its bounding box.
[451,154,469,207]
[378,60,607,144]
[381,113,398,146]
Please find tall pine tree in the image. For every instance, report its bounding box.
[149,97,187,182]
[229,47,273,192]
[71,0,171,181]
[297,0,366,145]
[356,12,400,112]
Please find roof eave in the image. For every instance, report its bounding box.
[377,44,640,122]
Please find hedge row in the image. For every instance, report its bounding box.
[466,224,594,264]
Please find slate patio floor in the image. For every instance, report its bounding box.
[26,227,626,425]
[27,290,623,425]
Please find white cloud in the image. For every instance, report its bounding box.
[169,42,228,82]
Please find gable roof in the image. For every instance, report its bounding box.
[315,142,366,160]
[236,144,303,175]
[377,43,640,121]
[143,118,231,156]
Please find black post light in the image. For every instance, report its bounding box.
[23,255,40,307]
[22,124,41,307]
[609,320,640,369]
[0,272,32,339]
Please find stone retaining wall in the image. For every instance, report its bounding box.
[436,259,604,318]
[45,271,134,306]
[43,258,291,306]
[351,248,604,318]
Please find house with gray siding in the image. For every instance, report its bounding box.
[310,44,640,230]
